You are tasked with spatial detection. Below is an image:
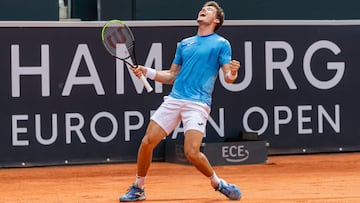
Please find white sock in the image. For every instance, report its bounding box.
[210,172,221,189]
[135,175,145,189]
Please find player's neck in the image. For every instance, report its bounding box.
[197,25,215,36]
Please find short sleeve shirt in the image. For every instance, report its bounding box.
[169,33,232,106]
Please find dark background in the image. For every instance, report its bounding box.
[0,22,359,167]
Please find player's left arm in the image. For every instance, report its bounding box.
[220,39,240,83]
[222,59,240,83]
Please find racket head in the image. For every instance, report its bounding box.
[101,20,137,66]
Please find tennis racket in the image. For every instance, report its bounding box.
[101,20,153,92]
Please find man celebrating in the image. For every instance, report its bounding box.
[120,1,241,201]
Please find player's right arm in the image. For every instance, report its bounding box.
[152,64,181,85]
[132,64,181,85]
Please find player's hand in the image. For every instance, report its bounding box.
[230,60,240,75]
[131,65,146,78]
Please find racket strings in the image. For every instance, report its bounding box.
[103,24,135,60]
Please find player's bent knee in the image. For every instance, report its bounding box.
[141,133,164,149]
[184,148,201,163]
[141,135,154,147]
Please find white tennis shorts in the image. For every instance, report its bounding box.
[151,96,211,134]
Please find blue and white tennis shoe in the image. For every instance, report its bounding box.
[216,179,242,200]
[119,183,146,202]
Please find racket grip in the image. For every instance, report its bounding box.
[140,75,153,92]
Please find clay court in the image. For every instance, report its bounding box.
[0,152,359,203]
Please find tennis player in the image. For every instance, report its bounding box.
[120,1,241,201]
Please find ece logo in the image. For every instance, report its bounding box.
[222,145,249,163]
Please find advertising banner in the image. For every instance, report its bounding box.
[1,21,359,167]
[165,140,268,166]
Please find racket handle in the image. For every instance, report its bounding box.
[140,75,153,92]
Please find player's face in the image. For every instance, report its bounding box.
[197,6,219,25]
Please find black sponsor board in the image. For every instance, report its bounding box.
[0,21,359,167]
[165,140,268,166]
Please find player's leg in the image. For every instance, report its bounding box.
[184,130,241,200]
[137,96,181,178]
[120,97,181,202]
[182,101,241,200]
[181,100,213,177]
[137,120,168,177]
[119,121,167,202]
[183,130,213,177]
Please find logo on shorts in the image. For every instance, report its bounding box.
[197,122,204,126]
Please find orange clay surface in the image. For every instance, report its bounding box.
[0,153,359,203]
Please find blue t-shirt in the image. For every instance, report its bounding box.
[169,33,231,106]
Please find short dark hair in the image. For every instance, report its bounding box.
[203,1,224,31]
